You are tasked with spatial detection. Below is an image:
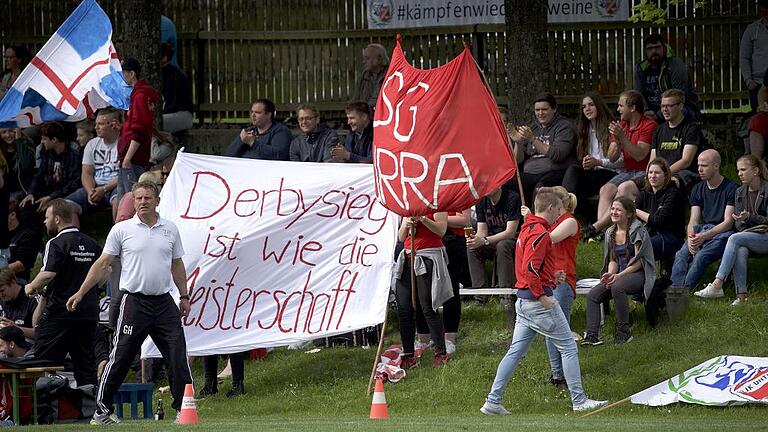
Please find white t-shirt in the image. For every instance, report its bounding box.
[104,215,185,295]
[82,137,119,186]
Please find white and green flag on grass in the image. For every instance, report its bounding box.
[631,356,768,406]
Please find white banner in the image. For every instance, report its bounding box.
[141,152,399,356]
[631,356,768,406]
[367,0,630,29]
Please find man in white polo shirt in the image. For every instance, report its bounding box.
[67,181,192,425]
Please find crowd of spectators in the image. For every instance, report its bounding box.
[0,20,767,422]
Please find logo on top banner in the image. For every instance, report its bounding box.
[369,1,394,26]
[597,0,621,17]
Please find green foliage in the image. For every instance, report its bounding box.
[630,0,709,24]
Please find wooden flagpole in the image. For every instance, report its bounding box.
[580,396,631,418]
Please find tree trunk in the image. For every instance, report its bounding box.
[116,0,162,124]
[504,1,549,126]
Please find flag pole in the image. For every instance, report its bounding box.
[366,312,389,395]
[580,397,630,418]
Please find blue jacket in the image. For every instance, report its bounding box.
[224,122,293,161]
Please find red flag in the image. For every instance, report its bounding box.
[372,39,516,217]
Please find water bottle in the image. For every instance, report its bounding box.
[154,399,164,420]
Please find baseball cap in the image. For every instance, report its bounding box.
[0,326,29,349]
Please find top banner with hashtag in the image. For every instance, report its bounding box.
[368,0,630,29]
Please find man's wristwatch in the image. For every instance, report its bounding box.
[483,237,490,246]
[179,295,190,300]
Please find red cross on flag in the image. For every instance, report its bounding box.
[372,38,517,217]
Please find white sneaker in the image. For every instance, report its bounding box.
[694,283,724,298]
[731,297,747,306]
[480,401,510,416]
[573,398,608,412]
[445,340,456,355]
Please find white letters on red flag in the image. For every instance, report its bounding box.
[373,39,516,216]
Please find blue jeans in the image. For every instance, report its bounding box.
[715,231,768,294]
[671,225,731,289]
[487,298,587,407]
[650,231,684,262]
[546,283,574,381]
[116,165,148,200]
[66,187,118,214]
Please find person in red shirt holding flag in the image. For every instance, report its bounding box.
[481,188,607,415]
[116,58,160,200]
[392,213,452,368]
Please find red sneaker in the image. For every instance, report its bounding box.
[432,352,450,366]
[401,355,420,370]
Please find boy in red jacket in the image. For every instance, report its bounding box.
[116,58,160,199]
[481,187,607,415]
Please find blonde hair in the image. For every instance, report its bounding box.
[534,187,561,214]
[551,186,577,213]
[138,170,160,184]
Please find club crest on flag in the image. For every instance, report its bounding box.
[372,37,516,217]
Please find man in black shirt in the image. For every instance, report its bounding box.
[24,199,101,387]
[0,269,37,341]
[7,199,42,283]
[466,187,521,289]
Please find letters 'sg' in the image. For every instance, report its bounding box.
[373,71,429,143]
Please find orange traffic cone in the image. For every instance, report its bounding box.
[369,378,389,419]
[178,383,199,424]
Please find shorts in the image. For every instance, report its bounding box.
[749,112,768,136]
[609,170,644,186]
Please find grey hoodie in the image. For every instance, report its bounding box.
[601,218,656,302]
[521,113,576,175]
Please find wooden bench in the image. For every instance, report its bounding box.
[459,287,592,296]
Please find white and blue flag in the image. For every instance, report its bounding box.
[0,0,130,128]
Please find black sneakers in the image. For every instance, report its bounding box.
[580,334,604,346]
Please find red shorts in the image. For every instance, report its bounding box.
[749,112,768,136]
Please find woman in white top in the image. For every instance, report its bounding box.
[562,92,622,224]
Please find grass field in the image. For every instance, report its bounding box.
[32,166,768,430]
[32,241,768,431]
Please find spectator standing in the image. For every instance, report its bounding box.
[117,58,160,199]
[161,43,193,134]
[66,108,121,218]
[332,102,373,163]
[510,93,577,205]
[392,213,452,368]
[23,199,100,387]
[544,187,580,388]
[353,43,389,110]
[748,74,768,159]
[480,188,606,415]
[20,122,81,213]
[696,155,768,305]
[223,99,292,161]
[740,1,768,112]
[68,181,192,425]
[289,104,338,162]
[670,150,737,291]
[634,34,701,122]
[582,197,655,346]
